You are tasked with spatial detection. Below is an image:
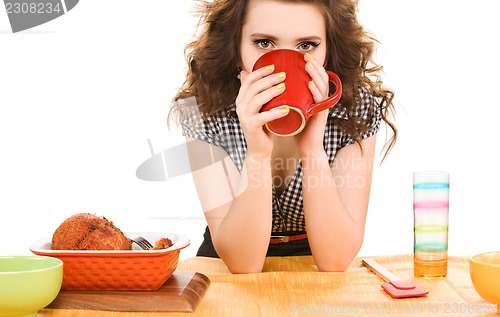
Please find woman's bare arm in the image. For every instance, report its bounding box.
[301,136,376,271]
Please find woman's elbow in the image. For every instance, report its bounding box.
[218,250,266,273]
[316,258,352,272]
[226,261,264,274]
[314,244,362,272]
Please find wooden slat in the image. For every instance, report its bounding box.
[47,272,210,312]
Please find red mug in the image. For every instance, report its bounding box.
[252,49,342,136]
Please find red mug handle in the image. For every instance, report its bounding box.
[305,71,342,117]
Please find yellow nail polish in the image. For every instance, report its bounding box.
[308,62,315,69]
[265,64,275,70]
[310,81,316,88]
[275,72,286,78]
[275,83,285,89]
[280,107,290,114]
[306,53,314,60]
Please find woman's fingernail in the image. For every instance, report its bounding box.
[280,107,290,114]
[310,80,316,88]
[306,53,314,60]
[308,62,315,70]
[264,64,275,70]
[275,83,285,89]
[275,72,286,78]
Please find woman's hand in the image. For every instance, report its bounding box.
[294,53,331,157]
[236,65,289,156]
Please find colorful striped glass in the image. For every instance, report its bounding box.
[413,171,450,278]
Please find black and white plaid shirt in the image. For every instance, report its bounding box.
[179,86,381,233]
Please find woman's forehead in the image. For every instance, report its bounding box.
[243,0,326,39]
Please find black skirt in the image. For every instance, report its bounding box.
[196,226,312,258]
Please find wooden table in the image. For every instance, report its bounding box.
[39,255,498,317]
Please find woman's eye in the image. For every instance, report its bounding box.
[254,39,274,49]
[297,41,320,52]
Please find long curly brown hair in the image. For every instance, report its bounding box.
[171,0,397,158]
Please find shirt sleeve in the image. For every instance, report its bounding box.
[176,97,221,146]
[347,86,382,143]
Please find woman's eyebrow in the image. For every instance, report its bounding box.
[250,33,277,40]
[250,33,322,42]
[296,36,323,42]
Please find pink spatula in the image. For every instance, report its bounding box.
[362,258,429,299]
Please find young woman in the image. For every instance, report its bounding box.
[170,0,397,273]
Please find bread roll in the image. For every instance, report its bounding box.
[52,213,132,250]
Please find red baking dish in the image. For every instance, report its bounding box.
[30,232,189,291]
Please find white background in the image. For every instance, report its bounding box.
[1,0,499,260]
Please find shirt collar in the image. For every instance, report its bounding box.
[329,103,349,120]
[226,102,349,120]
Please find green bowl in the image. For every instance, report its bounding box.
[0,256,63,317]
